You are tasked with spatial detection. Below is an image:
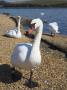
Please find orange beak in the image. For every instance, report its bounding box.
[28,23,36,34]
[25,23,36,35]
[25,27,34,35]
[28,28,33,34]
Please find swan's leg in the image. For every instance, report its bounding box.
[28,69,33,86]
[51,32,53,36]
[29,70,33,81]
[30,70,33,80]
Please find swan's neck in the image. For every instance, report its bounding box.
[17,18,21,33]
[33,25,43,48]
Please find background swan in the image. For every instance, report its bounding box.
[5,16,24,38]
[40,12,45,16]
[48,22,60,36]
[11,18,43,84]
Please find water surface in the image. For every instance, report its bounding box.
[0,8,67,35]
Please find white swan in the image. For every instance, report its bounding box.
[40,12,45,16]
[11,18,43,84]
[5,16,24,38]
[48,22,60,36]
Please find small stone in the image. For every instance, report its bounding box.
[44,80,48,84]
[46,52,49,54]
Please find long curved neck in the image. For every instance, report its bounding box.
[33,24,43,48]
[17,18,21,33]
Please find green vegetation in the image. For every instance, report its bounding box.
[0,0,67,7]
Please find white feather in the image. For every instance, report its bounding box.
[49,22,60,34]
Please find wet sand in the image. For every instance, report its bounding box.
[0,14,67,90]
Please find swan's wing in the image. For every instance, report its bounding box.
[49,22,59,32]
[49,22,58,27]
[51,22,59,33]
[11,43,32,65]
[5,29,17,37]
[17,43,32,46]
[9,28,18,33]
[13,28,18,32]
[51,22,58,25]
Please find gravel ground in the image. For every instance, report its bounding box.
[0,14,67,90]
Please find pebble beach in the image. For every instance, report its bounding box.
[0,14,67,90]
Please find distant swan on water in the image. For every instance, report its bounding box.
[40,12,45,16]
[11,18,44,85]
[5,16,24,38]
[48,22,60,36]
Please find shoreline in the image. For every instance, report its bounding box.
[0,2,67,8]
[0,6,67,9]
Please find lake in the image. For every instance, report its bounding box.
[0,7,67,35]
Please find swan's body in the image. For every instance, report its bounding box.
[11,18,43,83]
[5,28,22,38]
[11,42,41,69]
[5,16,23,38]
[49,22,60,36]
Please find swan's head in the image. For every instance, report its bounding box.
[30,18,43,30]
[26,18,43,35]
[17,16,21,19]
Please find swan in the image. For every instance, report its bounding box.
[11,18,43,84]
[48,22,60,36]
[40,12,45,16]
[5,16,24,38]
